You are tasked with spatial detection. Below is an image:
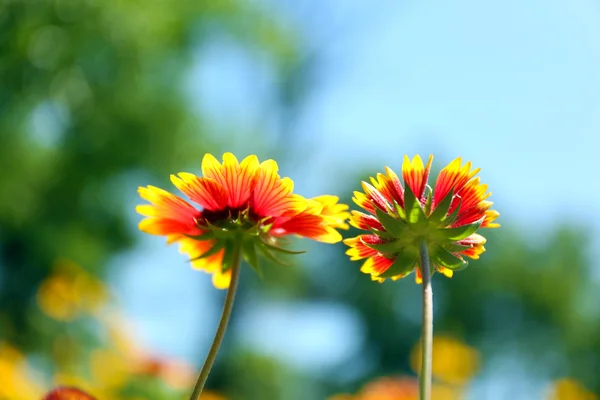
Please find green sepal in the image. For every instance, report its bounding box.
[242,239,261,275]
[371,228,396,240]
[188,241,224,262]
[429,188,454,224]
[205,220,233,239]
[441,242,472,253]
[403,185,425,224]
[244,223,261,237]
[439,198,461,228]
[424,186,433,216]
[363,239,399,254]
[437,218,483,241]
[375,208,407,237]
[393,200,406,221]
[220,240,236,271]
[184,231,215,241]
[431,245,467,270]
[257,242,287,265]
[378,250,418,278]
[260,239,306,255]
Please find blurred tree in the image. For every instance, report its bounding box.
[0,0,303,387]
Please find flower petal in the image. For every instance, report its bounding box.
[402,155,433,200]
[344,236,379,260]
[370,166,404,207]
[312,195,350,230]
[177,238,229,289]
[137,186,201,236]
[361,181,390,211]
[203,153,260,209]
[360,254,395,276]
[252,159,306,217]
[171,173,228,211]
[432,157,480,208]
[349,210,384,231]
[352,191,376,214]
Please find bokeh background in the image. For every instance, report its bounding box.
[1,1,599,399]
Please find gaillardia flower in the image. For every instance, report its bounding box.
[137,153,349,288]
[345,155,499,283]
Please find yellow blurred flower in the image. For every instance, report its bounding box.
[0,343,44,400]
[36,259,108,321]
[547,378,598,400]
[90,349,130,389]
[410,335,480,385]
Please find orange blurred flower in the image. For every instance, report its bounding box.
[43,387,96,400]
[330,376,461,400]
[137,152,349,288]
[359,376,419,400]
[345,155,499,283]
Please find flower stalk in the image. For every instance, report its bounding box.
[189,240,243,400]
[419,240,433,400]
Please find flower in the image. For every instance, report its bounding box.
[36,259,108,321]
[547,378,598,400]
[42,387,96,400]
[137,153,349,288]
[345,155,499,283]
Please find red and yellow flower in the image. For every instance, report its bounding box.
[345,155,499,283]
[137,153,349,288]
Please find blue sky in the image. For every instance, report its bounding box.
[117,1,600,398]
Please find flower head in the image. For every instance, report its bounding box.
[345,155,499,283]
[137,153,349,288]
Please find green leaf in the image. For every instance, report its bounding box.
[437,218,483,241]
[378,250,418,278]
[375,208,407,237]
[242,239,260,275]
[432,245,467,270]
[429,189,453,224]
[403,185,425,224]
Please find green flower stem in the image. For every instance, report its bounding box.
[190,243,243,400]
[419,240,433,400]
